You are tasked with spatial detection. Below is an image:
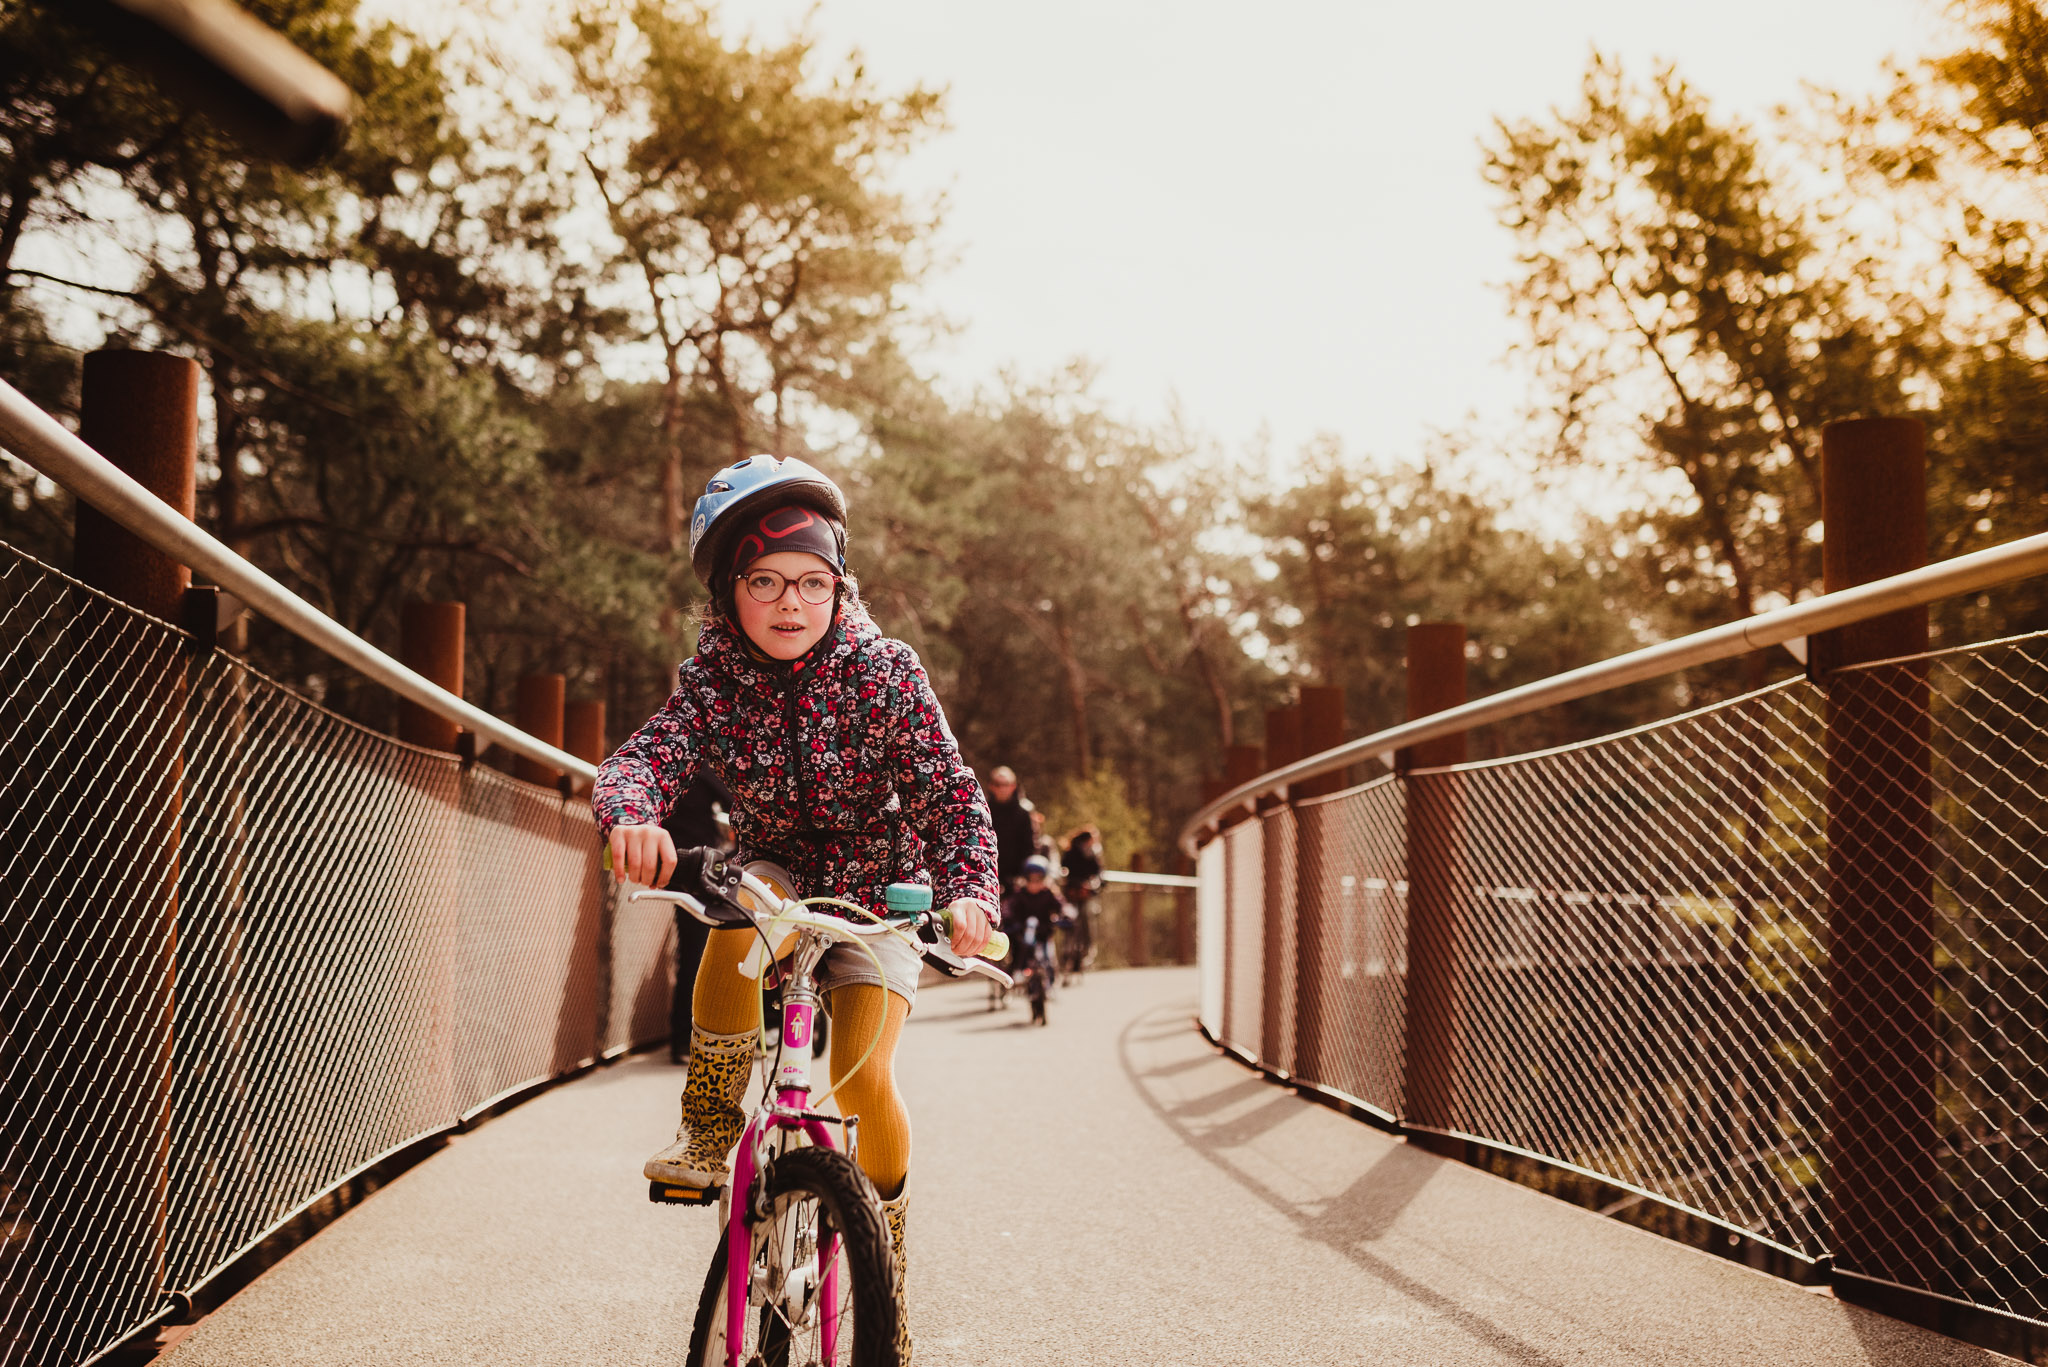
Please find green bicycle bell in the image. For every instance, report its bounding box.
[883,883,933,915]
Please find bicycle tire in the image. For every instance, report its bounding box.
[685,1145,897,1367]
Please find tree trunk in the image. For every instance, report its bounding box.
[212,355,245,550]
[1058,618,1091,774]
[660,360,687,554]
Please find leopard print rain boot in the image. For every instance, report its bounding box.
[643,1025,754,1188]
[881,1183,912,1365]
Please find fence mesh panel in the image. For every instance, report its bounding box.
[0,541,661,1367]
[1197,840,1225,1038]
[1290,775,1408,1121]
[1204,627,2048,1330]
[1219,818,1264,1061]
[1445,682,1832,1261]
[1921,635,2048,1318]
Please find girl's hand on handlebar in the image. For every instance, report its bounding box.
[609,823,677,889]
[944,897,991,956]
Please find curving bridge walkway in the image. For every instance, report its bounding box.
[160,968,2008,1366]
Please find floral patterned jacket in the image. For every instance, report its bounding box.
[593,595,1001,918]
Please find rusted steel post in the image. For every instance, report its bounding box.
[62,350,198,1320]
[514,673,566,787]
[1222,743,1264,827]
[1261,706,1302,1070]
[1400,624,1469,1140]
[75,351,198,615]
[1261,707,1303,808]
[1174,853,1197,964]
[1815,418,1936,1301]
[565,699,606,796]
[1128,852,1150,968]
[399,602,465,752]
[1295,687,1348,797]
[1292,684,1345,1087]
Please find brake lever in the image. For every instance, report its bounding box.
[671,847,753,927]
[916,936,1013,986]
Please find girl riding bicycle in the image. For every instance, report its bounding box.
[596,455,998,1365]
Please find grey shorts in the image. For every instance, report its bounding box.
[814,928,923,1010]
[740,861,927,1010]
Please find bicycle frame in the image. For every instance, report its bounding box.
[631,858,1010,1367]
[726,924,850,1365]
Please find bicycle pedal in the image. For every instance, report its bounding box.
[649,1180,723,1206]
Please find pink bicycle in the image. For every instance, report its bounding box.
[630,850,1010,1367]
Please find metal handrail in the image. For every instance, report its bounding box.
[1178,527,2048,854]
[0,378,598,784]
[1101,869,1199,888]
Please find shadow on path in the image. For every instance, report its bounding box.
[1118,1001,1578,1367]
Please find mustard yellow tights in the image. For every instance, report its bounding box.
[692,927,912,1199]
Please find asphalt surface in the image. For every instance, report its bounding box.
[163,966,2015,1365]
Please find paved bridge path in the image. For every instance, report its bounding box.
[163,967,2008,1366]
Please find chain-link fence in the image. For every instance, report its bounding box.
[0,540,668,1367]
[1203,627,2048,1334]
[1291,775,1408,1124]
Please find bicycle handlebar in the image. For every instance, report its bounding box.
[626,860,1012,985]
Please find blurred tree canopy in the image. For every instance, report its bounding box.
[1487,9,2048,663]
[1484,56,1905,643]
[10,0,2048,863]
[1247,441,1664,757]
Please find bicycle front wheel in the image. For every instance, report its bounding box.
[685,1145,897,1367]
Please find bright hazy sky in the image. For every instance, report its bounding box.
[714,0,1943,474]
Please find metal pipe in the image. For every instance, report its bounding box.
[1179,521,2048,854]
[1100,869,1199,888]
[0,378,598,784]
[72,0,354,166]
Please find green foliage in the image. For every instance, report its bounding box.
[560,0,943,548]
[1039,767,1155,873]
[1247,441,1666,751]
[0,0,176,286]
[1836,0,2048,639]
[21,0,2048,855]
[1485,53,1906,633]
[854,370,1272,857]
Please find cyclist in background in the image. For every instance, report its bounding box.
[1003,856,1064,989]
[661,772,732,1064]
[1061,825,1104,974]
[983,765,1035,891]
[1029,807,1061,880]
[1021,956,1049,1026]
[598,455,998,1365]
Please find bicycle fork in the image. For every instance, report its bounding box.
[724,980,848,1366]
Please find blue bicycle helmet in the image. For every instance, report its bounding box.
[688,454,848,586]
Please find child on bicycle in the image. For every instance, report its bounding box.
[1002,856,1064,986]
[1060,825,1104,972]
[597,455,998,1365]
[1021,957,1049,1026]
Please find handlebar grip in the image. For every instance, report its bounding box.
[930,905,1008,962]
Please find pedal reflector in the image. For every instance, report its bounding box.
[649,1181,720,1206]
